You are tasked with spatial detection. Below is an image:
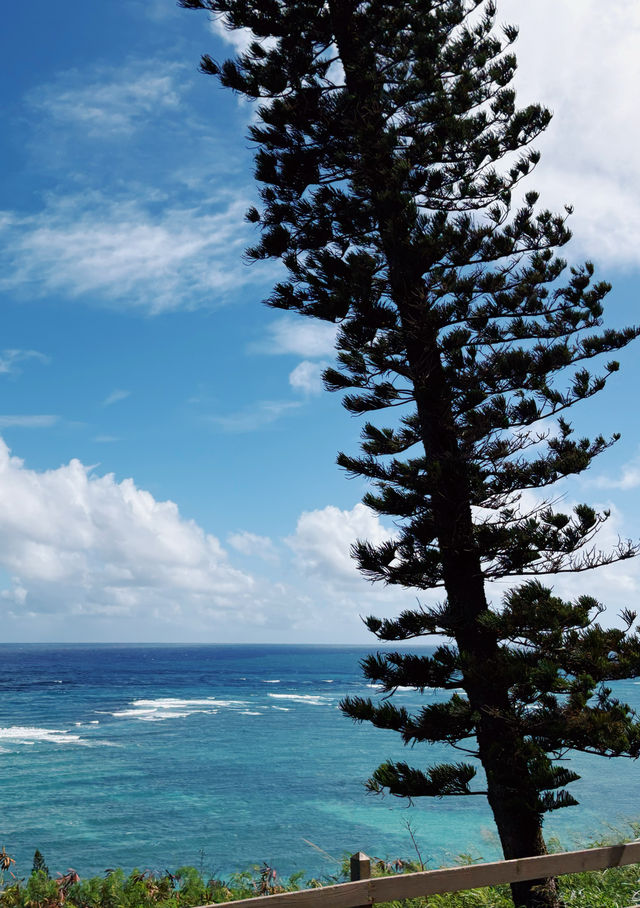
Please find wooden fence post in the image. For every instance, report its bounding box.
[350,852,371,908]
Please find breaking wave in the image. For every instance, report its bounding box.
[110,697,249,722]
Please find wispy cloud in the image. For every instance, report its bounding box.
[0,191,265,313]
[28,61,183,137]
[0,415,59,428]
[102,389,130,407]
[228,530,279,562]
[0,349,49,375]
[206,400,301,433]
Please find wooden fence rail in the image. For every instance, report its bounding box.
[194,841,640,908]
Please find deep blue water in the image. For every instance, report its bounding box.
[0,644,638,882]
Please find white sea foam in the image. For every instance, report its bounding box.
[271,706,290,711]
[263,679,280,683]
[322,679,334,683]
[367,684,417,691]
[0,726,84,745]
[111,697,249,722]
[240,710,262,715]
[267,693,331,705]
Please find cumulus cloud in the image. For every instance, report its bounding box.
[5,433,631,641]
[289,360,328,396]
[500,0,640,269]
[282,503,417,634]
[287,496,640,631]
[0,438,260,626]
[209,3,640,270]
[287,502,396,584]
[0,191,262,313]
[0,438,406,641]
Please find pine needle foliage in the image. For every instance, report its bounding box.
[179,1,640,905]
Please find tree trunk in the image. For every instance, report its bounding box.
[476,719,563,908]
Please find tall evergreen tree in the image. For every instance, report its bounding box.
[180,1,640,905]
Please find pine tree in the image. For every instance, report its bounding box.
[180,1,640,905]
[32,849,49,878]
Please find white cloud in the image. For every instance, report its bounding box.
[500,0,640,269]
[0,438,260,626]
[0,415,58,428]
[289,360,328,395]
[284,495,640,633]
[287,502,396,584]
[228,530,279,562]
[0,349,49,375]
[0,438,402,641]
[103,389,131,407]
[198,3,640,270]
[482,487,640,626]
[208,13,279,56]
[0,191,264,313]
[209,14,255,54]
[8,432,633,641]
[587,459,640,492]
[282,503,414,635]
[29,62,183,137]
[206,399,301,433]
[251,315,338,358]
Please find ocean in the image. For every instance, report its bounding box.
[0,644,638,882]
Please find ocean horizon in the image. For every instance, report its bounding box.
[1,644,638,882]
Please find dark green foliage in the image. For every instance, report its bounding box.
[180,1,640,904]
[31,851,49,879]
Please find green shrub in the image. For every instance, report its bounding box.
[1,832,639,908]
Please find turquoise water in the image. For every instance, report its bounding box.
[0,644,638,881]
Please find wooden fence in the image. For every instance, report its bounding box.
[195,842,640,908]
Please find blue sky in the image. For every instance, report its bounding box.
[1,0,640,642]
